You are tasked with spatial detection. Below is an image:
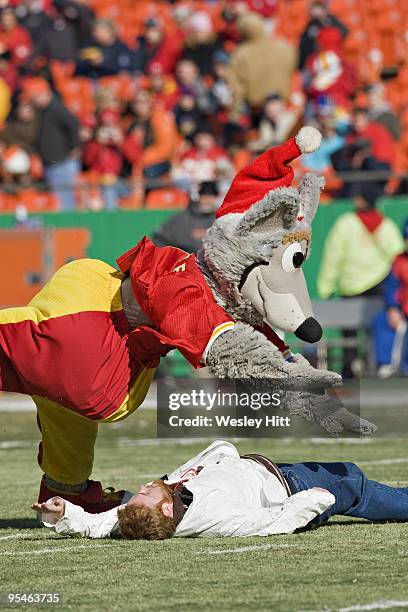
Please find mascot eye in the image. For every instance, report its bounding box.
[282,242,304,272]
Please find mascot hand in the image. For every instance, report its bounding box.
[206,323,342,390]
[283,389,377,436]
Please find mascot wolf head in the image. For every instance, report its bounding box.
[198,126,324,343]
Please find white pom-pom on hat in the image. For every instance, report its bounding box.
[295,126,322,154]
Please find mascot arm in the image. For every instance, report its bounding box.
[206,324,377,435]
[206,322,342,390]
[284,390,377,436]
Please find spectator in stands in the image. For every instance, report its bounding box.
[22,77,80,211]
[366,82,401,141]
[16,0,53,46]
[1,144,32,187]
[173,91,206,143]
[210,50,232,114]
[298,0,348,70]
[142,63,180,112]
[123,89,178,181]
[181,11,222,77]
[373,219,408,377]
[78,113,95,146]
[153,180,219,253]
[53,0,94,49]
[94,85,122,115]
[0,6,32,67]
[331,107,396,196]
[172,128,229,189]
[0,99,39,156]
[134,17,182,75]
[301,113,344,173]
[304,26,357,112]
[317,181,404,377]
[83,110,124,211]
[32,1,78,63]
[227,12,297,121]
[77,19,133,78]
[249,93,299,153]
[175,59,215,116]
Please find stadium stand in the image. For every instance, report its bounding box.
[0,0,405,211]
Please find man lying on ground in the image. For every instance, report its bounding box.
[33,440,408,540]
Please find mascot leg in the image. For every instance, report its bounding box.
[35,397,98,486]
[35,398,126,513]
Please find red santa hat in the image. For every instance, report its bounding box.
[216,126,322,219]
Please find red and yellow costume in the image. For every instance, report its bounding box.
[0,237,233,489]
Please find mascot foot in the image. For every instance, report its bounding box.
[38,477,127,513]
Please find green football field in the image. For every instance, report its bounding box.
[1,407,408,612]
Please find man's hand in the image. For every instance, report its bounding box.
[311,487,330,493]
[32,497,66,524]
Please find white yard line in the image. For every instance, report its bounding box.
[339,600,408,611]
[308,438,374,445]
[359,458,408,466]
[0,533,52,541]
[202,543,297,555]
[0,441,36,449]
[0,543,114,556]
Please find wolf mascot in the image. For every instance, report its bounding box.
[0,127,375,512]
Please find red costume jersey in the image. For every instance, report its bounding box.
[0,238,234,422]
[117,236,234,369]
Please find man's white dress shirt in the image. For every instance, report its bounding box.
[43,440,335,538]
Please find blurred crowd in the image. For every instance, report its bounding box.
[0,0,406,212]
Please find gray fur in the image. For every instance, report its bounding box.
[284,390,377,435]
[297,173,325,226]
[197,187,300,325]
[206,323,341,390]
[200,172,376,435]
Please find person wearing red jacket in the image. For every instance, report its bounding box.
[0,6,32,66]
[83,110,124,210]
[305,26,356,111]
[0,238,235,512]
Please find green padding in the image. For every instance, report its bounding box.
[1,196,408,299]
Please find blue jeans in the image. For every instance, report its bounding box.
[101,179,130,211]
[44,158,80,212]
[278,461,408,526]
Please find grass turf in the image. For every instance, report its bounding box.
[1,408,408,612]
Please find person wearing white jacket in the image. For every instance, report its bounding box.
[33,440,408,540]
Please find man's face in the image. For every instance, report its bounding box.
[354,111,369,133]
[133,92,152,119]
[31,91,51,108]
[176,61,197,85]
[128,482,171,510]
[93,23,114,46]
[353,195,369,211]
[310,3,327,20]
[195,132,214,151]
[1,9,16,31]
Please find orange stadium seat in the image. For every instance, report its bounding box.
[144,187,188,210]
[5,190,59,213]
[57,77,95,117]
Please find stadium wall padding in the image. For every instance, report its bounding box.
[0,196,407,299]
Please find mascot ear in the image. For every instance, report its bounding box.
[297,173,324,225]
[235,189,299,236]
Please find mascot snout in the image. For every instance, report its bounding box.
[294,317,323,343]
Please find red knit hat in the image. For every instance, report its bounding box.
[216,126,322,219]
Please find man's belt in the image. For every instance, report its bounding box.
[240,453,293,497]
